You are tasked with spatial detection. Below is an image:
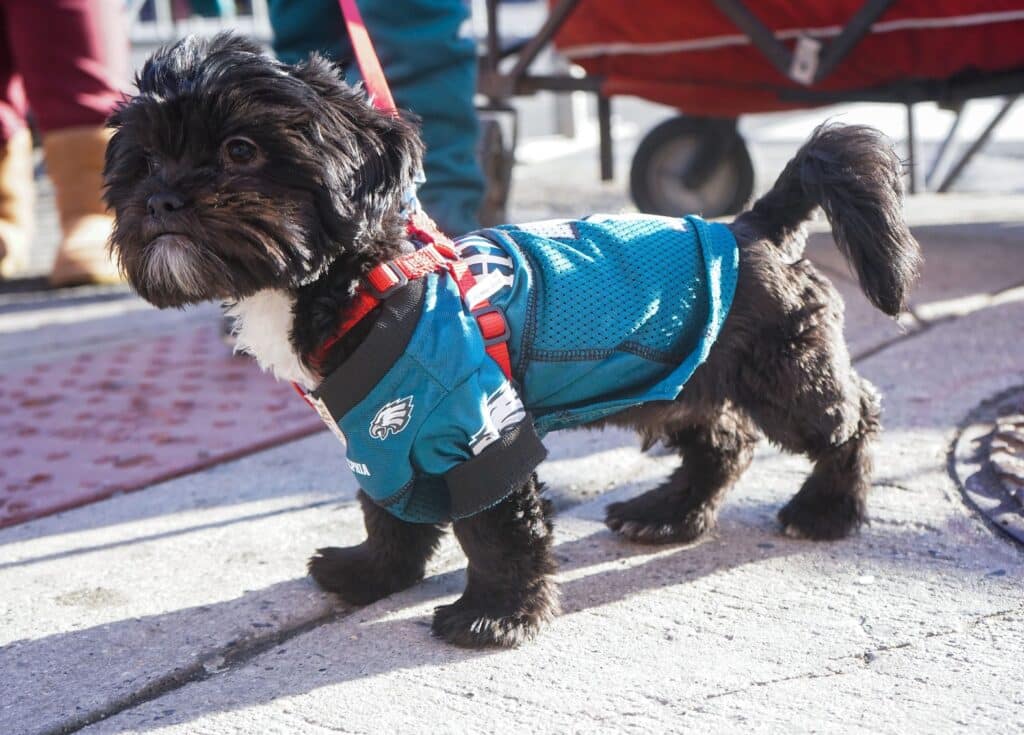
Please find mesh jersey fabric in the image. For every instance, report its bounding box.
[473,213,739,433]
[322,213,739,523]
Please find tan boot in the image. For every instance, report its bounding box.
[0,128,35,279]
[43,125,122,286]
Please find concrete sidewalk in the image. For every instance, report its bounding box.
[2,176,1024,731]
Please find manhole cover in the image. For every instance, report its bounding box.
[952,384,1024,545]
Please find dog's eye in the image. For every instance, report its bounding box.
[223,137,259,166]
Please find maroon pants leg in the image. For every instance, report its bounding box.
[0,4,29,143]
[2,0,125,135]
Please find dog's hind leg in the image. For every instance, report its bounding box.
[308,490,445,605]
[432,474,559,648]
[772,375,880,540]
[735,302,882,540]
[604,409,759,545]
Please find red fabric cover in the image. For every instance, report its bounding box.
[553,0,1024,115]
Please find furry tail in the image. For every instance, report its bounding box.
[741,124,921,315]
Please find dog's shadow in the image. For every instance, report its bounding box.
[4,497,949,732]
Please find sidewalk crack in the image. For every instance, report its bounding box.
[705,667,849,700]
[706,607,1020,702]
[852,320,934,364]
[838,606,1021,664]
[43,607,350,735]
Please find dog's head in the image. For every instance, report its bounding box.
[104,33,422,308]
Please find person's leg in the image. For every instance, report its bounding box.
[0,2,27,143]
[361,0,483,236]
[268,0,484,236]
[0,4,33,277]
[7,0,123,136]
[6,0,125,285]
[268,0,348,64]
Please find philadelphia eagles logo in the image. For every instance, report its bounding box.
[469,383,526,455]
[369,396,414,440]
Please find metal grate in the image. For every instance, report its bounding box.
[953,385,1024,546]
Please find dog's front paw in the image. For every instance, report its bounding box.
[605,488,716,545]
[308,544,423,605]
[431,581,559,648]
[778,492,866,540]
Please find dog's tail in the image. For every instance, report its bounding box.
[738,123,921,315]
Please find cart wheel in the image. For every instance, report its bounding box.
[630,116,754,218]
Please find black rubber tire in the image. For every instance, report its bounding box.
[629,116,754,218]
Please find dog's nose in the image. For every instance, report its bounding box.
[147,191,185,217]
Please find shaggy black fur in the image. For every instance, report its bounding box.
[104,34,421,312]
[308,490,444,605]
[433,476,558,648]
[605,409,759,544]
[105,35,921,648]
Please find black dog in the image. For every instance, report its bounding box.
[105,35,921,648]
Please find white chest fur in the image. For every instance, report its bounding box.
[225,289,317,389]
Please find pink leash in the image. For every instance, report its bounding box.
[337,0,398,114]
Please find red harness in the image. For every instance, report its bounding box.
[304,211,512,379]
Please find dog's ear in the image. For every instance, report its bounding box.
[292,54,423,245]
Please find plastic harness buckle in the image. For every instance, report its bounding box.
[471,304,510,347]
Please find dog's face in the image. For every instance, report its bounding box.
[104,34,422,308]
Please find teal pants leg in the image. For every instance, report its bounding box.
[268,0,484,236]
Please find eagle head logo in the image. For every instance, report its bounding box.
[369,396,414,440]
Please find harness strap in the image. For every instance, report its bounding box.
[337,0,397,114]
[404,215,513,379]
[306,240,449,370]
[447,259,514,379]
[304,219,513,383]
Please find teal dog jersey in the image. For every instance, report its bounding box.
[309,214,739,523]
